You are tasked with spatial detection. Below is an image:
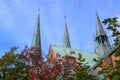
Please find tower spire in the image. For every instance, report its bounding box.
[31,9,41,50]
[96,11,106,38]
[95,12,111,57]
[63,16,71,48]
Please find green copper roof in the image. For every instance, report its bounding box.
[50,44,100,68]
[63,16,71,48]
[31,10,41,50]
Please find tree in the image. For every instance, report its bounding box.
[74,54,98,80]
[103,17,120,56]
[99,17,120,80]
[20,46,76,80]
[0,47,29,80]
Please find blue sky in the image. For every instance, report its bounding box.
[0,0,120,58]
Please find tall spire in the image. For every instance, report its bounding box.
[95,12,111,57]
[63,16,71,48]
[96,12,106,37]
[31,9,41,50]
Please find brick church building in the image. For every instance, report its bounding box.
[31,10,118,78]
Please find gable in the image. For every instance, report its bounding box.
[48,46,57,63]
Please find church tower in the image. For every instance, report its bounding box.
[95,12,111,58]
[63,16,71,48]
[31,10,41,51]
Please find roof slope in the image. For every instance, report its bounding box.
[51,44,100,68]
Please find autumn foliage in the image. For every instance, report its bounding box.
[19,46,75,80]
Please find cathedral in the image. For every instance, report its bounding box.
[31,10,118,73]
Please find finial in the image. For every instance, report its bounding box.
[64,16,67,20]
[64,16,67,25]
[38,9,40,13]
[95,10,99,17]
[95,10,97,13]
[38,9,40,15]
